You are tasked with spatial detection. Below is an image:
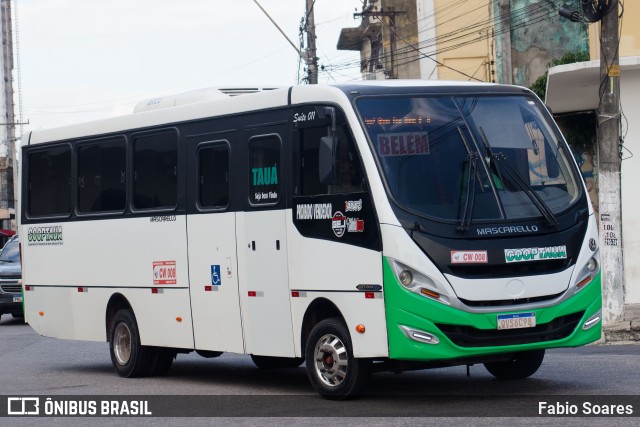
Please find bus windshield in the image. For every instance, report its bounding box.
[356,95,580,225]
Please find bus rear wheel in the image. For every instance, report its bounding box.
[305,318,371,399]
[251,355,303,369]
[484,349,545,380]
[109,309,151,378]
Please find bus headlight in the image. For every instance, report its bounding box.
[573,250,600,294]
[586,257,598,272]
[390,259,451,305]
[399,270,413,287]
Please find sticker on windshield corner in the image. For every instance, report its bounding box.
[332,211,347,237]
[347,218,364,233]
[451,250,488,264]
[504,246,567,263]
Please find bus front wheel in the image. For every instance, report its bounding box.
[483,349,545,380]
[305,318,371,399]
[109,308,151,378]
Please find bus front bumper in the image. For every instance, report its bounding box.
[383,258,602,362]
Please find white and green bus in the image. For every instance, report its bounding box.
[20,81,601,398]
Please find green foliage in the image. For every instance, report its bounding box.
[529,51,590,100]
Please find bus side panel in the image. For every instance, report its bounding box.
[22,217,194,349]
[25,286,107,341]
[286,211,388,358]
[187,212,244,354]
[236,210,296,357]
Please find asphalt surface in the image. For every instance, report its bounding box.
[1,316,639,426]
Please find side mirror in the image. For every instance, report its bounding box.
[319,136,340,186]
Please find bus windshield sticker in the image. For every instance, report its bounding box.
[451,250,488,264]
[347,218,364,233]
[377,133,429,157]
[345,199,362,212]
[153,260,176,285]
[210,265,221,286]
[332,211,347,237]
[504,246,567,263]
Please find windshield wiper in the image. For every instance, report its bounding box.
[478,127,559,228]
[457,127,478,231]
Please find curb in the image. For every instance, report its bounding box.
[602,320,640,344]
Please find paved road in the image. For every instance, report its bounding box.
[1,316,639,426]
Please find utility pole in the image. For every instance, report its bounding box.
[597,1,624,325]
[354,8,406,79]
[305,0,318,84]
[0,1,15,230]
[498,0,512,84]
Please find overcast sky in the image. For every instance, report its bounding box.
[15,0,364,135]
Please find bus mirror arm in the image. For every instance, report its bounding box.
[319,135,340,186]
[323,107,336,137]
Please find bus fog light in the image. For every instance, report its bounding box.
[399,270,413,287]
[586,257,598,272]
[582,310,601,330]
[399,325,439,345]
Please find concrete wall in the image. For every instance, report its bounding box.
[433,0,491,81]
[495,0,589,86]
[590,1,640,60]
[621,72,640,304]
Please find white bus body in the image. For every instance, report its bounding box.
[20,81,602,398]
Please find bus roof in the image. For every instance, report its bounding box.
[26,80,522,145]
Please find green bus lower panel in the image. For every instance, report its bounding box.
[383,257,602,361]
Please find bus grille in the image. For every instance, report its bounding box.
[0,284,22,293]
[435,311,585,348]
[459,292,564,307]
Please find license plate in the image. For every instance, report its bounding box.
[497,312,536,330]
[13,296,22,303]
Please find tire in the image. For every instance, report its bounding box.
[484,350,545,380]
[109,308,152,378]
[147,347,174,377]
[305,318,371,400]
[251,355,304,369]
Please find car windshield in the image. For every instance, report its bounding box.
[356,95,580,225]
[0,240,20,262]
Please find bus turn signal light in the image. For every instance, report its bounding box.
[577,276,592,288]
[355,324,366,334]
[39,311,44,316]
[420,288,440,299]
[176,317,183,323]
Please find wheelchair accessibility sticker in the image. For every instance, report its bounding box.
[211,265,221,286]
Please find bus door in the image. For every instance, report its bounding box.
[236,125,296,357]
[187,133,244,354]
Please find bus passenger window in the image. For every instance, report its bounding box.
[27,146,72,217]
[77,138,126,213]
[248,135,281,205]
[133,131,178,210]
[198,143,230,209]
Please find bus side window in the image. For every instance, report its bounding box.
[77,138,126,214]
[299,125,363,196]
[132,131,178,210]
[198,143,230,209]
[248,135,281,205]
[27,145,72,217]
